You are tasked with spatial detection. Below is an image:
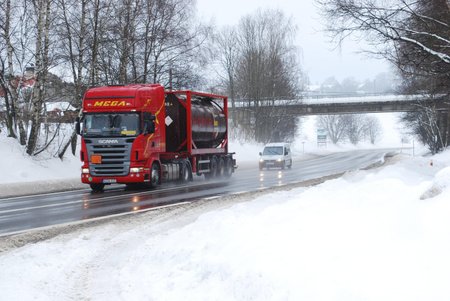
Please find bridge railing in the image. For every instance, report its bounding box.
[232,93,424,107]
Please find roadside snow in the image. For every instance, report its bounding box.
[0,136,80,183]
[0,135,82,197]
[0,149,449,300]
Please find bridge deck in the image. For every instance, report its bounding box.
[231,94,449,115]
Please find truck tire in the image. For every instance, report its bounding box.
[205,156,218,179]
[90,183,105,192]
[217,157,225,177]
[224,157,233,177]
[149,162,161,188]
[179,160,193,182]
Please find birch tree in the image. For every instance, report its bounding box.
[1,0,217,157]
[26,0,53,156]
[0,0,17,138]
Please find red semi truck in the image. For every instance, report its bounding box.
[76,84,236,192]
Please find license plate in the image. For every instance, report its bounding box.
[103,179,117,183]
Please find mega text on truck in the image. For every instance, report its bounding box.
[76,84,236,192]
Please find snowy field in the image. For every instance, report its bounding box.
[1,113,450,300]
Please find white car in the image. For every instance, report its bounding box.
[259,143,292,170]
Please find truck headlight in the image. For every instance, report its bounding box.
[82,168,90,174]
[277,158,282,162]
[259,159,264,163]
[130,167,144,173]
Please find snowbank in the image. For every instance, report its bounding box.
[1,149,449,300]
[0,136,80,184]
[0,135,81,197]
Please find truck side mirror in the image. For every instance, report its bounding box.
[75,117,81,135]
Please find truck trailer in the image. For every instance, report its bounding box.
[76,84,236,192]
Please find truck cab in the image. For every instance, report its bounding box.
[259,143,292,170]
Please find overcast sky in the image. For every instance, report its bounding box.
[196,0,392,84]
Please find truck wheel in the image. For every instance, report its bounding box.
[149,163,160,188]
[179,160,193,182]
[217,157,225,177]
[224,157,233,177]
[90,183,105,192]
[205,156,218,180]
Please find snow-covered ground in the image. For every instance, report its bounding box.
[1,113,450,300]
[1,146,450,300]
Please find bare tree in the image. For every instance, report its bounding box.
[317,115,348,144]
[318,0,450,152]
[54,0,90,158]
[0,0,33,141]
[26,0,54,156]
[365,115,382,144]
[402,98,448,153]
[213,27,239,123]
[344,114,370,145]
[0,0,221,157]
[319,0,450,67]
[0,0,17,138]
[318,114,382,144]
[229,9,304,143]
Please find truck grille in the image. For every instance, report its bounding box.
[86,138,132,176]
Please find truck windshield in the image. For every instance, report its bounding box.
[82,113,140,137]
[263,146,283,155]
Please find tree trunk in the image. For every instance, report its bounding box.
[2,0,18,138]
[27,0,51,155]
[58,130,78,159]
[89,0,100,86]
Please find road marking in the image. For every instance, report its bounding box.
[202,196,221,200]
[0,188,91,201]
[231,191,249,195]
[0,201,191,238]
[0,181,229,213]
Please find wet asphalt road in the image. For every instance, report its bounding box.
[0,149,397,236]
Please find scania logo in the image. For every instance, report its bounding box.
[98,139,119,144]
